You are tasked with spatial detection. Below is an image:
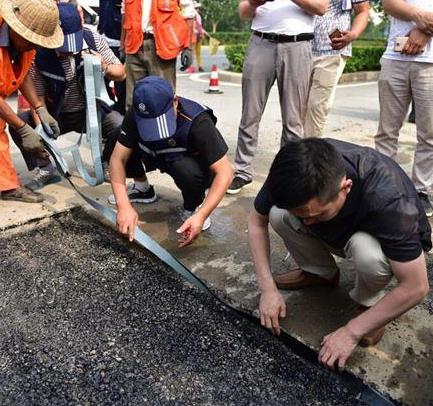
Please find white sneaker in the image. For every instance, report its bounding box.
[180,209,211,231]
[108,184,157,205]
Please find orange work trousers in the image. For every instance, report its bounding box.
[0,119,20,192]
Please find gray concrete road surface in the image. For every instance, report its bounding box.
[176,45,230,72]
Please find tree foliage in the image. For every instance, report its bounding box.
[200,0,249,33]
[371,0,384,14]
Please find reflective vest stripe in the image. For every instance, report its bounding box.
[156,115,169,139]
[39,70,66,82]
[139,143,187,155]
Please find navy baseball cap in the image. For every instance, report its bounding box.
[133,76,177,141]
[57,3,83,53]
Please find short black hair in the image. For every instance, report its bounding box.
[268,139,346,209]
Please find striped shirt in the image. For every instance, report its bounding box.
[312,0,368,57]
[31,30,121,113]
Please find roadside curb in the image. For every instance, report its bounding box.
[204,70,379,86]
[338,70,380,84]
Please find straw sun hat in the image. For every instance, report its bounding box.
[0,0,64,49]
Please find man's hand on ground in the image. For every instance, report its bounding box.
[318,325,359,371]
[176,213,203,247]
[403,28,430,55]
[330,30,356,50]
[116,205,139,242]
[259,289,286,336]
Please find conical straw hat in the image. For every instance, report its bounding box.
[0,0,64,49]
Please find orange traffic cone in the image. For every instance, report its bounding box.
[205,64,223,94]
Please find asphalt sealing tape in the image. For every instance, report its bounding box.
[44,141,397,406]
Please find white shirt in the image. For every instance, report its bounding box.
[251,0,315,35]
[119,0,196,33]
[383,0,433,63]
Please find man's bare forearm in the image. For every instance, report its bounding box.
[291,0,329,16]
[105,64,126,81]
[347,283,426,340]
[248,209,277,292]
[346,254,429,339]
[109,143,133,209]
[383,0,418,21]
[0,97,26,129]
[239,0,262,21]
[197,156,233,221]
[351,2,370,39]
[18,75,43,110]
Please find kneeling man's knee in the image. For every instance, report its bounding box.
[346,232,389,278]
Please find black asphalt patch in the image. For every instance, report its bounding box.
[0,210,365,405]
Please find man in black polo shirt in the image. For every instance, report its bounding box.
[248,138,431,369]
[108,76,233,246]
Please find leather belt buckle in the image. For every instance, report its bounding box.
[267,33,279,43]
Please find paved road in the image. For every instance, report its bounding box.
[176,46,230,72]
[0,211,364,405]
[175,76,387,176]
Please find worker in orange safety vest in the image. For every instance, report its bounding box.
[0,0,63,203]
[121,0,196,108]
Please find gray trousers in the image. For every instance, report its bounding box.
[234,35,312,181]
[269,207,394,307]
[375,58,433,193]
[125,38,176,109]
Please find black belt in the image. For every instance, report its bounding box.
[253,30,314,43]
[143,32,154,40]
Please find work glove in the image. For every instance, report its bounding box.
[16,123,46,152]
[180,48,193,71]
[35,106,60,139]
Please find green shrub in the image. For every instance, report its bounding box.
[225,44,248,72]
[344,45,385,73]
[353,39,387,48]
[225,40,386,73]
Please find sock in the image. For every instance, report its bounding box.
[134,179,150,192]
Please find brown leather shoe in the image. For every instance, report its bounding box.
[273,269,339,290]
[356,306,385,347]
[2,186,44,203]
